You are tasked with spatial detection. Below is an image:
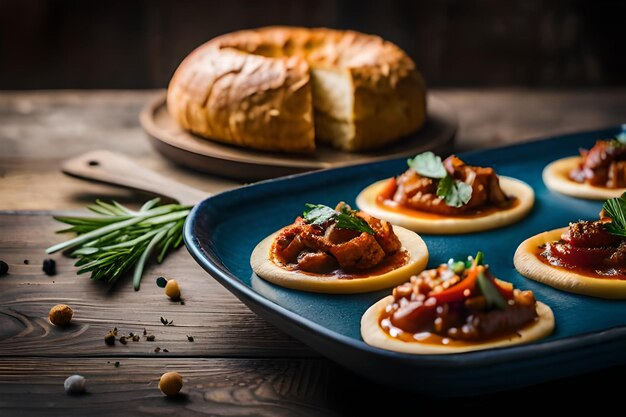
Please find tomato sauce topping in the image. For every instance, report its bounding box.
[377,155,514,216]
[539,219,626,278]
[379,258,538,344]
[569,139,626,188]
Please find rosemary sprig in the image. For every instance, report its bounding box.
[602,192,626,238]
[46,198,190,290]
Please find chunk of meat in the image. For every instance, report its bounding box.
[327,232,385,270]
[272,204,403,274]
[273,223,305,264]
[391,155,510,214]
[562,220,622,248]
[456,304,537,340]
[356,211,402,254]
[384,263,539,341]
[324,223,360,244]
[296,252,338,274]
[570,140,626,188]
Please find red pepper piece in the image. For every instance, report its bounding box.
[428,266,480,304]
[377,177,397,202]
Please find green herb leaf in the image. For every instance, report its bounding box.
[477,271,507,310]
[302,204,337,226]
[303,203,374,235]
[407,152,472,207]
[46,198,190,290]
[602,192,626,237]
[448,260,466,275]
[436,175,473,208]
[407,152,447,178]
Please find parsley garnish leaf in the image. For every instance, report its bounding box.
[303,203,374,235]
[436,174,473,208]
[407,152,447,178]
[408,152,473,208]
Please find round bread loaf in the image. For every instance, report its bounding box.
[167,27,426,153]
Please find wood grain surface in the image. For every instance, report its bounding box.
[2,89,626,414]
[0,214,311,358]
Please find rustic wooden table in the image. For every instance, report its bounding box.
[1,89,625,415]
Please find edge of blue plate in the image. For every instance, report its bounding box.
[183,124,626,396]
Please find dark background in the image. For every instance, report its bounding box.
[0,0,624,89]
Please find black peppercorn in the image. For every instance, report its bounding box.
[0,260,8,277]
[42,259,56,276]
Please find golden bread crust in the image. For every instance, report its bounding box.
[167,27,426,153]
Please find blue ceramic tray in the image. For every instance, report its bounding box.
[184,126,626,396]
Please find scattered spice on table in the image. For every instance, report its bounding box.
[23,259,29,265]
[187,335,194,342]
[132,335,140,342]
[157,276,182,300]
[160,317,173,326]
[163,348,169,353]
[119,336,128,345]
[42,258,56,276]
[0,260,8,277]
[154,347,161,353]
[114,361,120,368]
[143,328,147,336]
[165,280,181,300]
[104,330,116,346]
[48,304,73,326]
[146,334,155,341]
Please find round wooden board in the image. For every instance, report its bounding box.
[140,92,457,181]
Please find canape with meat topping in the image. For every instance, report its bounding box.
[543,135,626,200]
[361,252,554,354]
[356,152,534,234]
[250,202,429,293]
[515,193,626,299]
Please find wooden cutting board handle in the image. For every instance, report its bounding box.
[61,150,208,205]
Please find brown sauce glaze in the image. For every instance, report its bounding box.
[272,249,409,280]
[376,196,520,220]
[378,313,536,347]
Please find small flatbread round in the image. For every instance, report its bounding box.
[355,176,534,234]
[514,227,626,299]
[361,295,554,354]
[250,225,428,294]
[543,156,626,200]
